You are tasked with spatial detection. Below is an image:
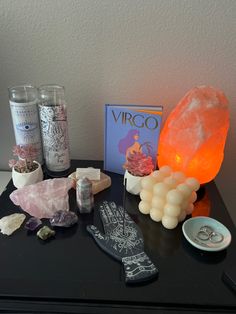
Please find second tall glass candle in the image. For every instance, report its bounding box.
[38,85,71,177]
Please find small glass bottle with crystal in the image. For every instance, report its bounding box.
[8,84,43,164]
[38,85,71,177]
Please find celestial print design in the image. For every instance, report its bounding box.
[109,224,142,255]
[39,105,70,171]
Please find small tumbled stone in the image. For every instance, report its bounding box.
[25,217,42,231]
[37,226,55,240]
[0,213,26,236]
[50,210,78,227]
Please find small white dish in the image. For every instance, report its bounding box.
[182,216,232,252]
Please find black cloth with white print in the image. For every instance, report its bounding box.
[87,201,158,284]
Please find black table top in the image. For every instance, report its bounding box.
[0,160,235,313]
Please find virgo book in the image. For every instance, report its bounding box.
[104,104,163,175]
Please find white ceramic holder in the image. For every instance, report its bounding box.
[12,161,43,189]
[124,170,143,195]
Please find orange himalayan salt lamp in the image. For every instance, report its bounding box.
[158,86,229,184]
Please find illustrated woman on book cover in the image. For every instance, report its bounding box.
[118,129,153,161]
[118,129,142,160]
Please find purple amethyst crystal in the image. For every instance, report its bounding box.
[50,210,78,227]
[25,217,42,231]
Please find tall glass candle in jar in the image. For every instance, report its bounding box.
[38,85,71,177]
[8,85,43,163]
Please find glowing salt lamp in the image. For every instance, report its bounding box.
[158,86,229,184]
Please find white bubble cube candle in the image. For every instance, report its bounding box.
[138,166,200,229]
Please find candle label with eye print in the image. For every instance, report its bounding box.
[9,101,43,163]
[39,104,70,172]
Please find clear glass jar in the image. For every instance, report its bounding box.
[38,85,71,177]
[8,84,43,164]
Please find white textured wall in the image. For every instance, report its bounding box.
[0,0,235,223]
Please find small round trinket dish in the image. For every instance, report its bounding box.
[182,216,232,252]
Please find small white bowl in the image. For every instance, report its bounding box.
[182,216,232,252]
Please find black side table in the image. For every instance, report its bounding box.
[0,160,235,313]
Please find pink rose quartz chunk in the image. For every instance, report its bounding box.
[10,178,73,219]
